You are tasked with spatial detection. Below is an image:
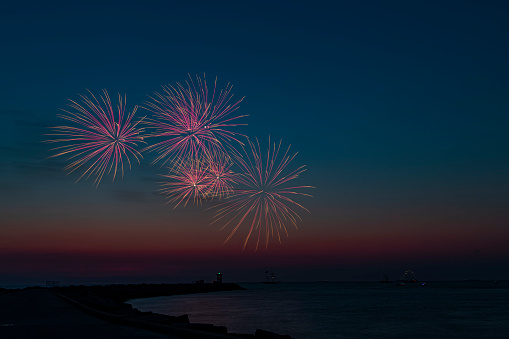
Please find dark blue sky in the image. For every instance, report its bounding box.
[1,0,508,283]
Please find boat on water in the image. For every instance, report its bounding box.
[379,274,392,283]
[398,269,418,283]
[263,271,278,284]
[395,269,425,286]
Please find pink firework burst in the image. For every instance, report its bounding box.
[211,137,313,250]
[47,90,145,186]
[204,151,236,199]
[143,75,247,165]
[158,157,212,208]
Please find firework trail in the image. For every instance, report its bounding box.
[158,156,212,208]
[211,137,313,250]
[142,75,247,165]
[47,90,145,186]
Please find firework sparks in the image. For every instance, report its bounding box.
[158,156,212,208]
[142,75,247,165]
[47,90,145,186]
[204,151,236,199]
[211,137,313,250]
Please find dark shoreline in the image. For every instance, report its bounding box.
[49,283,292,339]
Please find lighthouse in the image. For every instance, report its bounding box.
[216,272,223,284]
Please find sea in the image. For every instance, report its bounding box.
[128,281,509,339]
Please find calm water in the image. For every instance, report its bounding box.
[128,281,509,338]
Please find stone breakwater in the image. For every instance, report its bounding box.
[53,283,293,339]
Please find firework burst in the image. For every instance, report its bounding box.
[158,156,212,208]
[211,137,313,250]
[158,150,237,207]
[203,151,236,199]
[47,90,145,186]
[142,75,247,165]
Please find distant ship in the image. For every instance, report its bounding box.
[379,274,392,283]
[399,269,418,283]
[263,271,278,284]
[396,270,418,286]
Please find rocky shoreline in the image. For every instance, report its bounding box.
[51,283,292,339]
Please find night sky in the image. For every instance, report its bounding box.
[1,0,509,285]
